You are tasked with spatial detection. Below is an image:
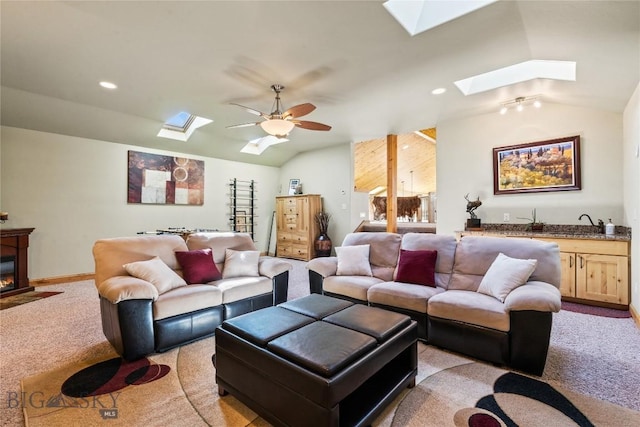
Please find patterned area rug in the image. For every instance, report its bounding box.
[390,363,640,427]
[0,291,62,310]
[21,339,640,426]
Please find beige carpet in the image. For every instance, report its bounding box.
[21,339,640,426]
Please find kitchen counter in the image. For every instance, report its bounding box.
[457,223,631,242]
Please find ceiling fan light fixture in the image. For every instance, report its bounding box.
[260,119,295,137]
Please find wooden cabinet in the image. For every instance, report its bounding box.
[275,195,322,261]
[538,238,630,308]
[458,230,631,309]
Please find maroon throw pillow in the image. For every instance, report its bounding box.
[395,249,437,287]
[175,248,222,284]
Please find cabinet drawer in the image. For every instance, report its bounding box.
[276,243,309,260]
[536,237,629,256]
[284,206,297,215]
[285,214,298,225]
[278,233,308,244]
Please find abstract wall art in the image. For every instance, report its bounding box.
[127,150,204,205]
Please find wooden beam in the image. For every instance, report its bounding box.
[386,134,397,233]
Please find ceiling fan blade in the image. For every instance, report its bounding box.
[283,103,316,119]
[293,120,331,131]
[230,103,269,119]
[226,122,260,129]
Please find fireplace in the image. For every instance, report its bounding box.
[0,256,16,292]
[0,228,35,298]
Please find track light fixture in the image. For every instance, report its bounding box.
[499,95,542,115]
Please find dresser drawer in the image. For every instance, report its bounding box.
[278,233,308,245]
[276,243,309,260]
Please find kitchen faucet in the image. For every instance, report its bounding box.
[579,213,605,233]
[578,213,594,225]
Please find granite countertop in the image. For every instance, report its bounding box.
[459,223,631,242]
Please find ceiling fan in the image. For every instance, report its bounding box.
[227,84,331,138]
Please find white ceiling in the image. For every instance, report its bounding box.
[1,1,638,167]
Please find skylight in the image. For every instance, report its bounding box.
[157,112,212,142]
[383,0,498,36]
[164,112,194,131]
[240,135,288,155]
[454,60,577,96]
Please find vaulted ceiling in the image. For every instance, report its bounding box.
[1,1,638,167]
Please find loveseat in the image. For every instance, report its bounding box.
[307,232,561,375]
[93,232,291,360]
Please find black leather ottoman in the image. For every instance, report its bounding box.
[214,294,418,427]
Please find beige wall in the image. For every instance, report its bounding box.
[436,103,624,235]
[623,82,640,315]
[276,143,352,254]
[0,126,280,279]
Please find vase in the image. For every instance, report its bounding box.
[314,233,332,257]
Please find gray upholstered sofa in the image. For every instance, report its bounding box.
[93,232,291,360]
[307,232,561,375]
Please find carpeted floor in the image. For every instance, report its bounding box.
[2,259,640,426]
[20,338,640,427]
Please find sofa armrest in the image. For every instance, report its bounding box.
[306,256,338,278]
[504,281,561,312]
[258,257,293,279]
[97,276,159,304]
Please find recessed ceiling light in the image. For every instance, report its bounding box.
[99,81,118,90]
[431,88,446,95]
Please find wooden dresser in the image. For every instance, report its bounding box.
[275,194,322,261]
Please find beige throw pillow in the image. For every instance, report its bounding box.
[123,256,186,294]
[477,253,538,302]
[336,245,373,276]
[222,249,260,278]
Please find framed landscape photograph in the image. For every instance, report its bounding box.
[493,135,581,195]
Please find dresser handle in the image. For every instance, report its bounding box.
[569,256,573,268]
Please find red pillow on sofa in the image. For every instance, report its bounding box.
[395,249,437,287]
[175,248,222,284]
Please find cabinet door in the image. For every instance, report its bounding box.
[558,252,576,298]
[576,254,629,305]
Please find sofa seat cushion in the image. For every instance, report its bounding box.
[427,290,510,332]
[153,284,223,320]
[215,276,273,304]
[367,282,444,313]
[323,275,383,301]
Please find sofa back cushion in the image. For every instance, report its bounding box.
[93,235,188,287]
[398,233,457,289]
[186,232,257,267]
[341,232,402,281]
[449,236,561,291]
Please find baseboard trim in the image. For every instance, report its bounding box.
[31,273,94,286]
[631,304,640,329]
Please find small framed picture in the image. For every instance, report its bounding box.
[289,179,300,195]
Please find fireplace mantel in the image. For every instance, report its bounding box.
[1,227,35,298]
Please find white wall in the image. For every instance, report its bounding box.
[276,144,352,253]
[623,82,640,315]
[0,126,280,279]
[436,103,624,235]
